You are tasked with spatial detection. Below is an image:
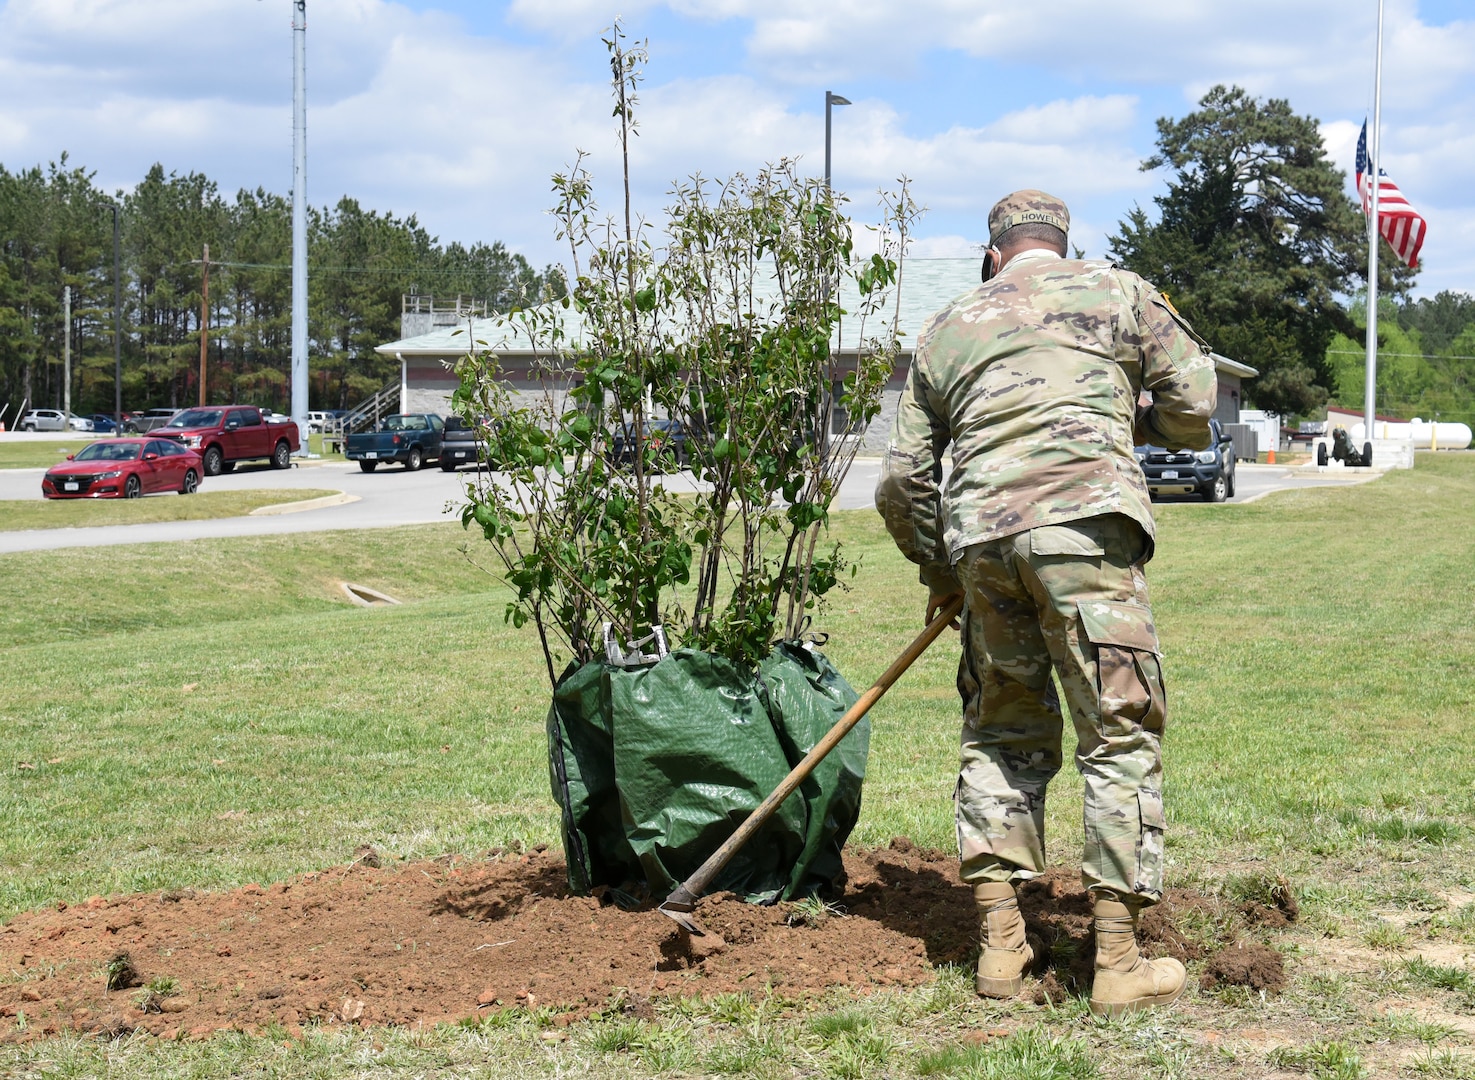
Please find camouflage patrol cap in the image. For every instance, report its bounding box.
[987,189,1070,246]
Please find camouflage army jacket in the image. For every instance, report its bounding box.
[875,248,1217,593]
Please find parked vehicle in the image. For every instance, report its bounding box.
[1135,418,1237,502]
[67,415,93,432]
[438,416,500,472]
[611,418,689,471]
[123,408,179,433]
[307,410,346,434]
[345,414,444,472]
[19,409,68,432]
[151,405,301,476]
[42,438,202,499]
[88,414,119,434]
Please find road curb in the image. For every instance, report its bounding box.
[249,492,358,516]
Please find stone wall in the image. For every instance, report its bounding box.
[405,387,456,417]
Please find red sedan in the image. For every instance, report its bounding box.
[42,438,203,499]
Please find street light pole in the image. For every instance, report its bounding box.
[198,243,210,407]
[63,285,71,421]
[824,91,851,189]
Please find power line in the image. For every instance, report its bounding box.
[179,260,545,277]
[1327,349,1475,361]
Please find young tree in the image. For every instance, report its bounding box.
[1110,85,1417,417]
[456,26,915,680]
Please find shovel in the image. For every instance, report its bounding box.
[658,594,966,935]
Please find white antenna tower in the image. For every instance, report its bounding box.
[291,0,309,451]
[1363,0,1385,441]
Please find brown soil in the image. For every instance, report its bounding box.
[0,839,1285,1043]
[1199,941,1288,994]
[1238,875,1301,929]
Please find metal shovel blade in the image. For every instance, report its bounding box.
[657,884,705,936]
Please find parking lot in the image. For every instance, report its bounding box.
[0,439,1378,555]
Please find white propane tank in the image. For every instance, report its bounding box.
[1350,419,1472,448]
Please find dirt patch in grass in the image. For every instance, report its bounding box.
[0,840,1285,1043]
[1198,941,1287,993]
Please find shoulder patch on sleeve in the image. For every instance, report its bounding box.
[1145,296,1210,357]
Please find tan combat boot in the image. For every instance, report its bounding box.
[1089,897,1187,1017]
[974,882,1033,998]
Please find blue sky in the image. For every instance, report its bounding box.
[1,0,1470,296]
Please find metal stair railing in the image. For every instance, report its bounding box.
[325,379,401,452]
[342,379,401,433]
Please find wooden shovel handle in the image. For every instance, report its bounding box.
[667,594,965,906]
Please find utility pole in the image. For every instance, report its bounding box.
[290,0,309,450]
[112,203,122,430]
[63,285,72,421]
[198,243,210,406]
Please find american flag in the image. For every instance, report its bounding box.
[1356,120,1426,269]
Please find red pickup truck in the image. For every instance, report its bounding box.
[152,406,300,475]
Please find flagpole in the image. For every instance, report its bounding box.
[1364,0,1384,441]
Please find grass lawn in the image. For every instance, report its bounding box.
[307,432,344,460]
[3,452,1474,1077]
[0,438,104,470]
[0,489,342,531]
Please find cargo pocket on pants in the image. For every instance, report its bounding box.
[1076,599,1167,735]
[1134,788,1166,898]
[1030,521,1106,557]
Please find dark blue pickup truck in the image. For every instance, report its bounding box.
[345,414,444,472]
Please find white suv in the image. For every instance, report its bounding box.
[20,409,68,432]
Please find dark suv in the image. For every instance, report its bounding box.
[611,419,689,471]
[1135,418,1236,502]
[439,415,500,472]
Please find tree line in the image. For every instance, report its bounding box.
[1319,291,1475,427]
[6,87,1473,426]
[0,156,562,420]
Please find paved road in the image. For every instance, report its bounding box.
[837,459,1376,510]
[0,458,463,553]
[0,456,1375,554]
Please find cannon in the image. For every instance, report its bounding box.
[1317,426,1373,467]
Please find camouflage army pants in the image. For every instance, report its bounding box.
[953,513,1167,905]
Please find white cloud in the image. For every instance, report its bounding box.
[507,0,660,39]
[0,0,454,105]
[984,96,1137,145]
[631,0,1473,108]
[907,234,979,258]
[0,0,1469,297]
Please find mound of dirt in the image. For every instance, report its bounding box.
[1239,875,1301,929]
[0,841,1284,1043]
[1199,941,1287,994]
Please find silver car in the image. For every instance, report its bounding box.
[20,409,68,432]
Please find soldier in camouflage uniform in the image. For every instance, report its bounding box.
[874,190,1217,1016]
